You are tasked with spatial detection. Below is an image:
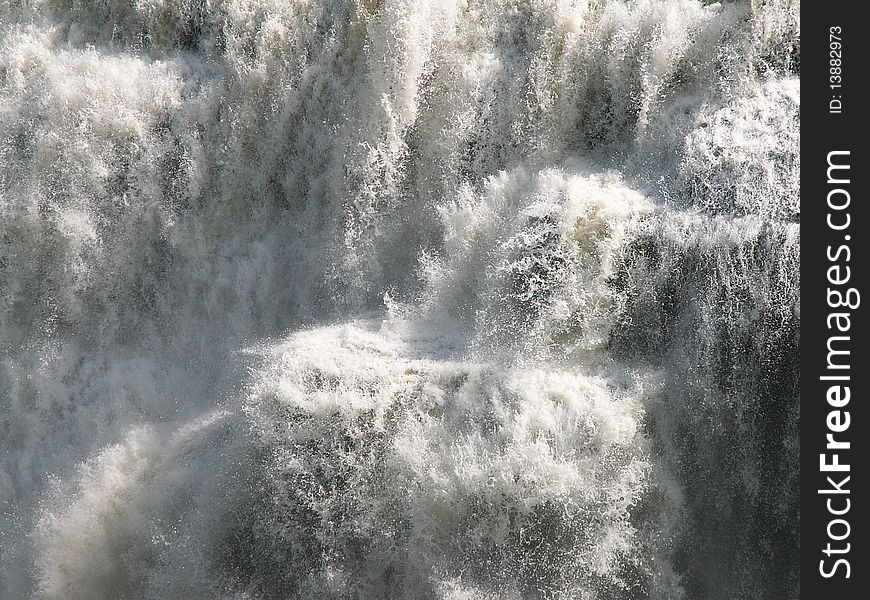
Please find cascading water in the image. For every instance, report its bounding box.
[0,1,799,598]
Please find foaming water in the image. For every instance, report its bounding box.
[240,319,676,598]
[1,1,798,598]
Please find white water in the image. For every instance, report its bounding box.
[1,1,799,598]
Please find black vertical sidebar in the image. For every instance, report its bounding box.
[801,2,867,598]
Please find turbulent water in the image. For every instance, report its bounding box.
[0,1,799,598]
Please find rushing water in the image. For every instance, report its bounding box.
[1,1,799,598]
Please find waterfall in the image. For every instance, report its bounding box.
[0,1,799,598]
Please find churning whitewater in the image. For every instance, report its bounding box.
[1,0,799,598]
